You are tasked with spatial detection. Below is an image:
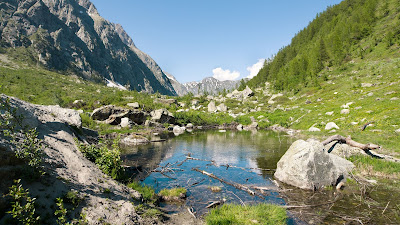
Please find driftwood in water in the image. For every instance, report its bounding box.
[322,135,380,151]
[206,198,226,208]
[192,168,264,199]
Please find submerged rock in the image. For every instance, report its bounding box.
[274,139,354,190]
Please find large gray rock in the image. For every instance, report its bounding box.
[208,101,217,112]
[127,102,140,109]
[217,103,228,112]
[150,109,175,124]
[274,139,354,190]
[154,98,177,105]
[325,122,339,130]
[242,86,254,98]
[128,110,149,125]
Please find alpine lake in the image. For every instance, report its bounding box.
[120,130,400,224]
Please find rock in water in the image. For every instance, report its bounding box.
[274,139,354,190]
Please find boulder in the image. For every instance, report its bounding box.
[150,109,175,124]
[105,111,130,125]
[217,103,228,112]
[91,105,114,121]
[268,93,283,104]
[242,86,254,98]
[308,126,321,132]
[120,117,132,128]
[274,139,354,190]
[144,120,163,128]
[191,99,200,106]
[186,123,194,129]
[208,101,217,113]
[128,110,148,125]
[120,135,150,146]
[396,129,400,134]
[173,125,186,135]
[244,122,258,130]
[72,99,85,108]
[325,111,334,116]
[127,102,140,109]
[325,122,339,130]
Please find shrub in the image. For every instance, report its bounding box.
[7,179,40,225]
[159,187,187,198]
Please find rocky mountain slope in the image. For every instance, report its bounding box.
[0,0,176,95]
[0,94,150,224]
[165,73,240,96]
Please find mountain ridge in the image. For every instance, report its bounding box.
[0,0,176,95]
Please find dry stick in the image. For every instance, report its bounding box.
[221,164,275,172]
[187,207,196,219]
[192,168,265,199]
[382,201,390,215]
[322,134,380,151]
[282,198,339,209]
[177,158,188,167]
[227,191,246,206]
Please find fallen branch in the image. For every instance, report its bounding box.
[206,199,226,208]
[187,207,196,219]
[192,168,264,199]
[322,135,380,151]
[282,198,340,209]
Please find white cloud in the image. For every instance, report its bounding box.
[246,59,265,79]
[212,67,240,81]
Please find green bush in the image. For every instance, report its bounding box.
[159,187,186,197]
[7,179,40,225]
[77,139,124,180]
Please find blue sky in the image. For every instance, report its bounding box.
[91,0,342,83]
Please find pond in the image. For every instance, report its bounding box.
[120,130,400,224]
[121,130,296,216]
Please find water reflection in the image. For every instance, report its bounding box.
[121,130,295,215]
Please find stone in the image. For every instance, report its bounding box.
[325,122,339,130]
[191,99,200,106]
[120,117,132,128]
[242,86,254,98]
[217,103,228,112]
[91,105,115,121]
[186,123,194,129]
[268,93,283,104]
[361,83,373,87]
[208,101,217,112]
[128,110,148,125]
[350,122,358,125]
[396,129,400,133]
[391,97,399,101]
[237,124,243,131]
[308,127,321,132]
[367,92,374,97]
[144,120,162,128]
[340,109,350,115]
[72,99,85,108]
[154,98,177,105]
[127,102,139,109]
[274,139,354,190]
[120,135,149,146]
[150,109,175,124]
[173,125,186,135]
[244,122,258,131]
[325,111,334,116]
[105,111,129,125]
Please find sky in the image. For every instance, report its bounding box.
[90,0,343,83]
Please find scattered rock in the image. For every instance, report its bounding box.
[340,109,350,115]
[127,102,139,109]
[350,122,358,125]
[355,106,362,110]
[325,122,339,130]
[244,122,258,131]
[154,98,177,105]
[217,103,228,112]
[191,99,200,106]
[241,86,254,98]
[237,124,243,131]
[120,135,150,145]
[305,99,312,104]
[274,139,354,190]
[268,93,283,104]
[128,111,148,125]
[72,99,85,108]
[396,129,400,134]
[144,120,163,128]
[308,127,321,132]
[361,83,373,88]
[367,92,374,97]
[325,111,334,116]
[173,125,186,135]
[91,105,115,121]
[385,91,396,95]
[105,111,129,125]
[208,101,217,113]
[186,123,194,129]
[150,109,175,124]
[120,117,132,128]
[391,97,399,101]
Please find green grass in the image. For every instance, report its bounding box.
[349,155,400,175]
[205,204,287,225]
[158,187,186,198]
[127,181,158,204]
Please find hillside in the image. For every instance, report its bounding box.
[0,0,176,95]
[247,0,400,92]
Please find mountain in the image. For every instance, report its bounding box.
[0,0,176,95]
[248,0,398,92]
[164,73,241,96]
